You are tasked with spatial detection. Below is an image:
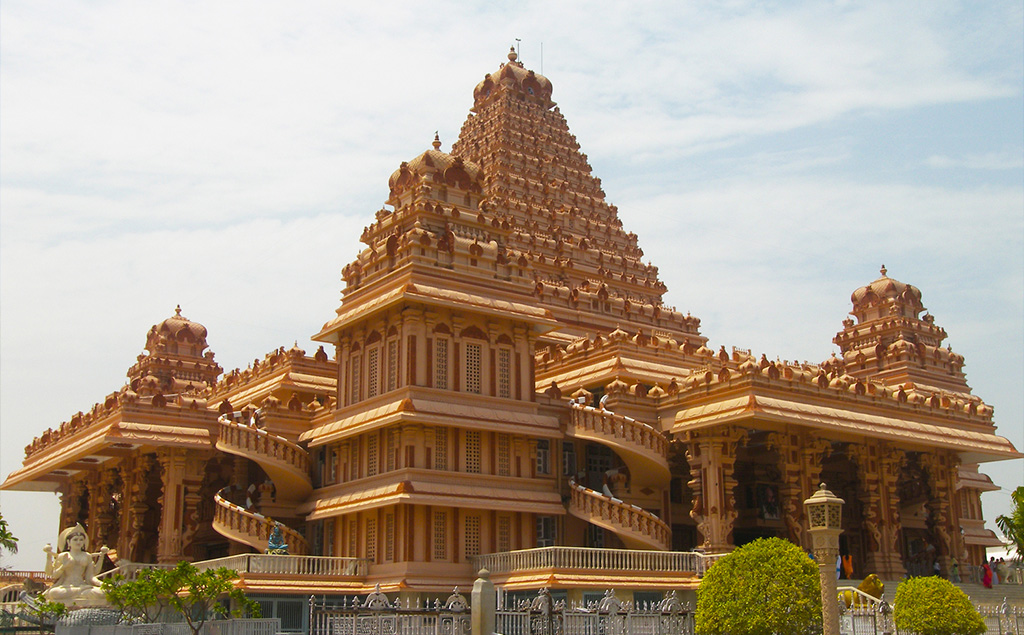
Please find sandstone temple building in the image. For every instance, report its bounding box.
[4,49,1019,620]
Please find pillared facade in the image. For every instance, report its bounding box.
[4,49,1019,601]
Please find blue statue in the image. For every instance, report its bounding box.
[266,524,289,555]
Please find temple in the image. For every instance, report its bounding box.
[3,48,1019,615]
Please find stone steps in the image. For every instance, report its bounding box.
[840,578,1024,608]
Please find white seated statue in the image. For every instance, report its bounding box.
[42,524,110,607]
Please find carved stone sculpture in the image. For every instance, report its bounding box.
[42,524,110,607]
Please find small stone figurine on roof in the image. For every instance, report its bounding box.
[266,524,288,555]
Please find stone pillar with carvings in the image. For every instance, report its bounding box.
[178,452,210,561]
[921,451,961,577]
[766,430,808,549]
[156,449,188,564]
[685,426,745,552]
[124,453,155,562]
[847,442,898,578]
[92,467,120,551]
[878,446,907,579]
[60,477,87,530]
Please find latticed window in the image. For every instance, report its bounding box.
[433,510,447,560]
[465,430,481,473]
[367,435,378,477]
[386,428,398,472]
[349,442,359,480]
[348,519,357,556]
[465,343,482,394]
[434,339,449,389]
[497,433,510,476]
[434,428,448,470]
[387,339,398,392]
[497,348,512,398]
[367,348,379,398]
[464,515,481,557]
[324,519,335,556]
[536,439,551,475]
[350,354,361,403]
[366,518,377,561]
[497,515,511,552]
[536,516,555,547]
[384,513,394,561]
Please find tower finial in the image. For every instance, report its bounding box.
[175,304,182,316]
[880,264,887,277]
[508,45,518,63]
[432,132,441,150]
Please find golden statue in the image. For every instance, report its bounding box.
[42,524,110,607]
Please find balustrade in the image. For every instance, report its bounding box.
[212,491,308,555]
[217,417,309,476]
[474,546,703,576]
[567,480,670,550]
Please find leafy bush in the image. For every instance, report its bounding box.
[696,537,821,635]
[893,576,985,635]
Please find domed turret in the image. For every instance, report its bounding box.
[472,46,554,111]
[127,306,222,394]
[388,135,485,200]
[850,265,924,322]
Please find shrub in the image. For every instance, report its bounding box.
[893,576,985,635]
[696,537,821,635]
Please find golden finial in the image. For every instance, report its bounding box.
[880,264,887,277]
[432,132,441,150]
[508,45,518,63]
[175,304,182,316]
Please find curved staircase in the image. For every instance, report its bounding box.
[567,404,670,487]
[215,416,313,499]
[212,416,312,554]
[567,479,671,551]
[212,488,309,555]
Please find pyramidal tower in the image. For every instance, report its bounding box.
[451,47,705,347]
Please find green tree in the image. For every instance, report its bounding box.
[996,486,1024,560]
[696,537,822,635]
[893,576,985,635]
[19,598,66,635]
[0,512,18,555]
[100,562,260,634]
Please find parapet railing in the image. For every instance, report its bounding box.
[568,404,668,462]
[191,553,369,577]
[567,479,671,551]
[473,546,703,577]
[212,490,308,555]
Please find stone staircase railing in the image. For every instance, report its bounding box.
[216,416,312,500]
[568,405,670,486]
[212,489,308,555]
[567,479,670,551]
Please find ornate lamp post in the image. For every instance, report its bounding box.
[805,483,845,635]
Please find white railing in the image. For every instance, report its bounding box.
[569,405,668,461]
[473,546,703,577]
[213,490,308,555]
[191,554,369,577]
[567,479,671,550]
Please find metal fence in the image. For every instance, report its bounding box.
[839,599,1024,635]
[495,588,694,635]
[309,586,470,635]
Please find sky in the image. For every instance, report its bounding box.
[1,1,1021,571]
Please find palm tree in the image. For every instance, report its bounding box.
[0,511,18,555]
[996,486,1024,560]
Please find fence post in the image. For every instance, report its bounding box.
[471,569,495,635]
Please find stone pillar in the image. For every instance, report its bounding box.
[766,430,808,549]
[123,453,155,562]
[156,448,188,564]
[471,568,496,635]
[93,467,120,550]
[178,452,210,561]
[878,446,907,579]
[921,451,960,577]
[685,427,746,553]
[60,477,87,530]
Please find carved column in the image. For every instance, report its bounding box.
[179,452,211,561]
[847,442,898,578]
[124,453,156,562]
[878,445,907,579]
[920,451,961,577]
[60,477,87,530]
[92,467,120,550]
[685,426,745,553]
[766,430,808,549]
[156,448,187,564]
